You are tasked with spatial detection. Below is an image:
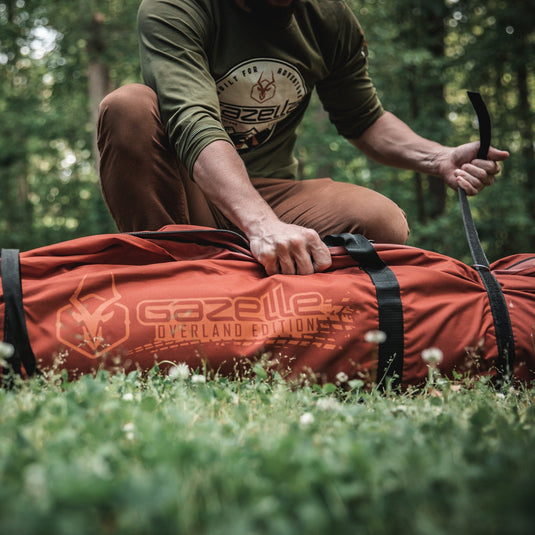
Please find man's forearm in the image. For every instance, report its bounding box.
[192,139,280,235]
[350,111,452,177]
[349,110,508,195]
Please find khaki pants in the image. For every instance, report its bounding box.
[97,84,409,243]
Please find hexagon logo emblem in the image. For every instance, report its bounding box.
[56,273,130,359]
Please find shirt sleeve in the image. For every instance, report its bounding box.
[137,0,232,177]
[315,2,384,140]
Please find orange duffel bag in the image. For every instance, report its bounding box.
[2,224,534,388]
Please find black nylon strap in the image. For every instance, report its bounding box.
[459,192,490,268]
[458,91,515,381]
[468,90,492,161]
[477,267,515,379]
[459,91,491,269]
[324,233,404,389]
[1,249,38,379]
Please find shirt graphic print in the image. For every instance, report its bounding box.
[216,58,307,152]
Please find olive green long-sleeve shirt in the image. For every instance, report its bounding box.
[138,0,384,179]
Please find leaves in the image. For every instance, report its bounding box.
[0,0,139,250]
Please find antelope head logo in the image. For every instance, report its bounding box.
[57,273,130,360]
[69,274,122,351]
[250,71,276,103]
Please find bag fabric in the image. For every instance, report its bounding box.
[2,225,534,387]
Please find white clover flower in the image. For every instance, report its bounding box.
[300,412,315,426]
[316,398,341,411]
[364,330,387,344]
[421,347,444,366]
[336,371,349,383]
[168,363,190,380]
[191,374,206,384]
[0,341,15,359]
[122,392,134,401]
[122,422,135,441]
[23,464,47,499]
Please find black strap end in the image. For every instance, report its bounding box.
[1,249,38,381]
[467,90,491,160]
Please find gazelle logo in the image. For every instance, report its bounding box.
[136,284,355,345]
[250,72,276,103]
[216,58,307,151]
[56,273,130,359]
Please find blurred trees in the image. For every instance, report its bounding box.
[0,0,533,261]
[0,0,139,249]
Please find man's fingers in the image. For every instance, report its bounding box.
[455,172,490,195]
[258,241,310,276]
[456,176,478,196]
[465,159,500,177]
[459,163,495,185]
[309,242,332,273]
[279,253,298,275]
[250,224,333,276]
[289,229,331,275]
[456,158,499,195]
[487,146,510,162]
[262,255,280,276]
[285,240,332,275]
[447,142,509,196]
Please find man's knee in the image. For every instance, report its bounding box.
[372,209,410,245]
[343,206,408,244]
[99,84,156,118]
[98,84,159,151]
[315,180,410,244]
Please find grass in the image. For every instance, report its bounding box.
[0,365,534,535]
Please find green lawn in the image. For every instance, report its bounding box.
[0,366,534,535]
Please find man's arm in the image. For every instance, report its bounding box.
[350,111,509,195]
[193,140,332,275]
[138,1,330,275]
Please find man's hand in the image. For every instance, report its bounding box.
[193,140,332,276]
[439,141,510,196]
[249,221,332,276]
[351,112,509,197]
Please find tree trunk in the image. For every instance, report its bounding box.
[424,4,447,219]
[517,61,534,162]
[408,75,427,223]
[516,49,535,246]
[88,61,110,165]
[87,12,111,167]
[4,0,33,230]
[403,1,448,222]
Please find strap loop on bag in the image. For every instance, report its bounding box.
[324,233,404,389]
[459,91,515,381]
[1,249,38,383]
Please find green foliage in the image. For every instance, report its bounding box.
[0,0,140,250]
[0,370,534,534]
[0,0,534,259]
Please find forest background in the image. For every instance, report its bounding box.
[1,0,533,262]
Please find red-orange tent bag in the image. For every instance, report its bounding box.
[2,225,534,388]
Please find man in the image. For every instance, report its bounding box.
[97,0,508,275]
